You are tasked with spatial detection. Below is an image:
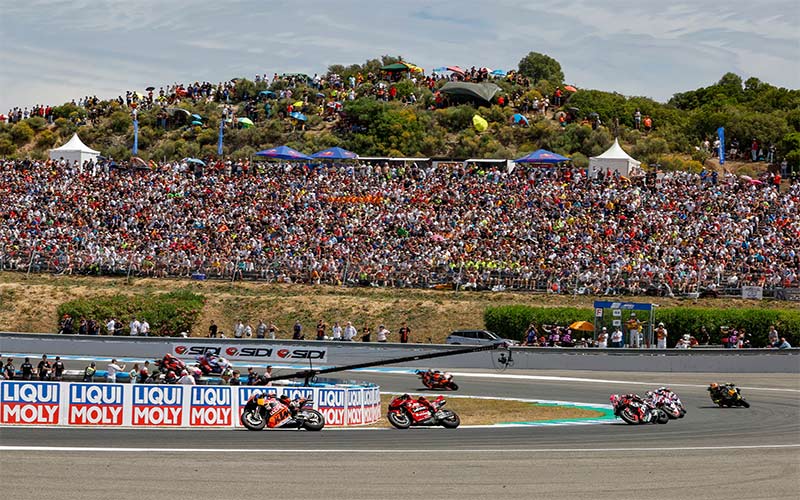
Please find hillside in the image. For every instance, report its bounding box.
[1,54,799,172]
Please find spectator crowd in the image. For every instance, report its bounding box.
[2,155,798,295]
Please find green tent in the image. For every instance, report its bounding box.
[381,62,410,72]
[439,82,501,104]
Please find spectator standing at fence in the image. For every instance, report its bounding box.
[316,320,327,340]
[106,318,116,336]
[699,326,710,345]
[331,322,342,341]
[292,320,304,340]
[138,361,151,383]
[140,319,150,337]
[256,320,267,339]
[361,325,372,342]
[178,369,196,385]
[52,356,65,381]
[611,327,623,348]
[597,327,608,348]
[768,325,779,346]
[343,321,357,341]
[244,323,253,338]
[37,354,51,381]
[233,320,245,339]
[209,320,218,338]
[106,359,126,383]
[626,313,641,348]
[268,322,279,339]
[656,323,668,349]
[129,317,141,336]
[377,325,390,343]
[83,362,96,382]
[129,363,139,384]
[398,321,411,344]
[4,357,16,379]
[20,357,33,379]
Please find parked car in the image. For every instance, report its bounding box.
[445,330,518,346]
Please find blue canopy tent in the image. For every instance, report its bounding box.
[255,145,312,161]
[491,69,506,76]
[312,147,358,160]
[259,90,276,97]
[512,113,529,126]
[514,149,570,164]
[289,111,307,122]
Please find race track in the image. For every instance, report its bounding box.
[2,369,799,499]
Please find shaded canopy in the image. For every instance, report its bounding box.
[312,147,358,160]
[49,133,100,165]
[255,145,312,161]
[514,149,570,164]
[439,82,501,104]
[589,138,641,176]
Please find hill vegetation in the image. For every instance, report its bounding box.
[2,53,798,171]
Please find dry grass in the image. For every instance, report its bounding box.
[0,273,794,342]
[367,394,604,427]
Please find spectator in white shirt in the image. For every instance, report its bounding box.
[244,323,253,338]
[140,320,150,336]
[178,370,196,385]
[106,359,126,383]
[343,321,357,341]
[233,321,244,338]
[130,318,141,336]
[106,319,116,336]
[377,325,389,342]
[331,322,342,341]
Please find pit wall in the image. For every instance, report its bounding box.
[0,380,381,428]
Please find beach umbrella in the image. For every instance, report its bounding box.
[237,117,254,128]
[289,111,307,122]
[569,321,594,332]
[433,67,447,73]
[514,149,570,164]
[191,113,202,120]
[145,86,155,91]
[312,147,358,160]
[191,120,203,126]
[259,90,276,97]
[293,101,304,108]
[472,114,488,132]
[255,145,312,161]
[184,158,206,166]
[563,85,578,92]
[316,92,326,98]
[512,113,529,125]
[491,69,506,76]
[446,66,465,75]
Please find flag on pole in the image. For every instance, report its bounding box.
[717,127,725,165]
[217,118,224,156]
[132,119,139,155]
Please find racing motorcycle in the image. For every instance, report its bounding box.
[610,394,669,425]
[196,354,232,376]
[708,383,750,408]
[416,370,459,391]
[646,388,686,419]
[386,394,460,429]
[240,392,325,431]
[155,353,186,374]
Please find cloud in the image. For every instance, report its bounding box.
[1,0,797,112]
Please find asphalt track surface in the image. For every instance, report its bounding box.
[2,369,799,499]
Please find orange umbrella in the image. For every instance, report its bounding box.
[569,321,594,332]
[563,85,578,92]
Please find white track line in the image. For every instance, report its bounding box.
[2,444,798,453]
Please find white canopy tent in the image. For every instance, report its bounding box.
[49,133,100,166]
[589,138,642,177]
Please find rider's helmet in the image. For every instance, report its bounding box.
[709,383,719,390]
[645,391,654,399]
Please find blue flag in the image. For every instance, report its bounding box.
[217,118,224,156]
[132,119,139,155]
[717,127,725,165]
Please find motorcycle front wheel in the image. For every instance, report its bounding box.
[656,410,669,424]
[619,406,640,425]
[440,412,460,429]
[387,411,411,429]
[739,399,750,408]
[241,409,266,431]
[447,382,459,391]
[301,410,325,431]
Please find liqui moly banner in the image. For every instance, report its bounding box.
[68,383,124,426]
[0,381,380,428]
[1,381,60,425]
[132,385,184,426]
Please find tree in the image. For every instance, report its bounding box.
[517,52,564,85]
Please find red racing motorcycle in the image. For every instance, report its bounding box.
[386,394,460,429]
[416,370,459,391]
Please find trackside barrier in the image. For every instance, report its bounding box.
[0,380,381,428]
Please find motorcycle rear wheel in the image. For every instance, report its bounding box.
[301,409,325,431]
[619,406,640,425]
[440,412,460,429]
[241,409,266,431]
[387,411,411,429]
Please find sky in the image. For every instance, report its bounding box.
[1,0,798,113]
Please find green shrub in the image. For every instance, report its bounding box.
[57,290,205,337]
[485,305,800,346]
